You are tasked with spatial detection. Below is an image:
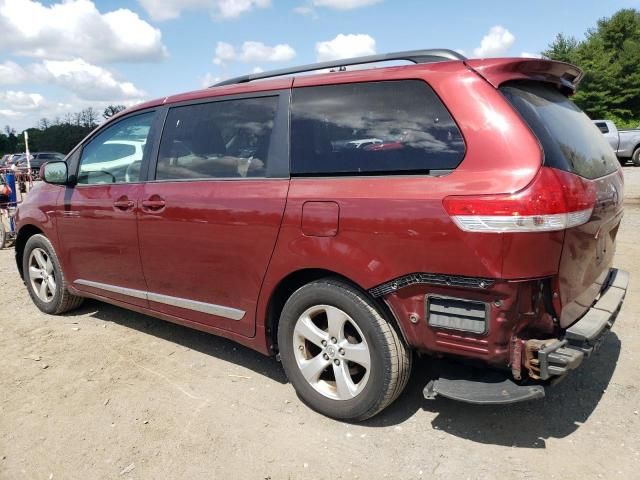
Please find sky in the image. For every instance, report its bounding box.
[0,0,639,131]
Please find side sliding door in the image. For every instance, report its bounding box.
[138,92,290,337]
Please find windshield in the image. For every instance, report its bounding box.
[501,81,619,180]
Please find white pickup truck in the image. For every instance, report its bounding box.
[593,119,640,165]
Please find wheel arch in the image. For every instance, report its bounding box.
[15,224,44,280]
[263,268,408,355]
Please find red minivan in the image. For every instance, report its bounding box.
[15,50,629,420]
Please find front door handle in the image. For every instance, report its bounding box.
[142,196,166,212]
[113,196,135,211]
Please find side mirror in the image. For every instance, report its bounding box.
[41,161,69,185]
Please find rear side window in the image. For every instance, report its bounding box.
[501,81,618,179]
[595,122,609,134]
[156,96,278,180]
[290,80,465,176]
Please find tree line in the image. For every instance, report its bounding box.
[544,8,640,128]
[0,105,126,156]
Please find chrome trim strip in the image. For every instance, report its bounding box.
[147,292,245,321]
[75,279,148,300]
[74,279,245,321]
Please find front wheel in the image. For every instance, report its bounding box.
[277,279,412,421]
[632,147,640,166]
[22,234,84,314]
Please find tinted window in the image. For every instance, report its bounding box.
[156,96,278,180]
[290,80,465,176]
[501,82,618,179]
[595,122,609,134]
[78,112,154,185]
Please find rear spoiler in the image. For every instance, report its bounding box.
[465,58,584,95]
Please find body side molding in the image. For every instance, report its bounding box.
[74,279,245,321]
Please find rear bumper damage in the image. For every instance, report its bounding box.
[424,268,629,405]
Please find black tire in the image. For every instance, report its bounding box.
[22,234,84,314]
[632,147,640,166]
[277,279,412,421]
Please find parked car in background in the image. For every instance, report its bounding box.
[6,154,25,168]
[593,119,640,165]
[1,154,10,166]
[15,51,629,421]
[16,152,66,175]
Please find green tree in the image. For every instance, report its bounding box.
[103,104,126,119]
[544,9,640,128]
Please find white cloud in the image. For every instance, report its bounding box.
[252,66,264,73]
[520,52,543,59]
[0,0,167,63]
[473,26,515,57]
[0,58,145,102]
[239,42,296,62]
[0,90,44,111]
[138,0,270,21]
[213,41,296,65]
[0,90,47,124]
[200,72,222,88]
[33,59,146,102]
[0,61,27,84]
[0,108,22,118]
[213,42,237,66]
[313,0,381,10]
[315,34,376,62]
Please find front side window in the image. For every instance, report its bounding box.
[290,80,465,176]
[156,96,278,180]
[78,112,155,185]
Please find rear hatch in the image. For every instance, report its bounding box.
[500,81,624,327]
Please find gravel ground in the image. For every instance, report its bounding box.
[1,167,639,480]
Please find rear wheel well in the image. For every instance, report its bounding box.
[15,224,44,279]
[265,269,407,355]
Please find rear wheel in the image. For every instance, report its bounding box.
[22,234,84,314]
[632,147,640,166]
[277,279,411,421]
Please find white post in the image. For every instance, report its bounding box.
[24,131,31,171]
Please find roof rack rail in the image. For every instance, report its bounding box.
[213,48,466,87]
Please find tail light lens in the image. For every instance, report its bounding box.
[443,167,596,233]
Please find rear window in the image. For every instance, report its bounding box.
[594,122,609,134]
[501,81,618,179]
[290,80,465,176]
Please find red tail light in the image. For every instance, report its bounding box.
[443,167,596,233]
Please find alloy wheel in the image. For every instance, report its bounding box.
[28,247,57,303]
[292,304,371,401]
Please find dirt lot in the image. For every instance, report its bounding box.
[1,168,639,480]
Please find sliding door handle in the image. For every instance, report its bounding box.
[142,196,166,212]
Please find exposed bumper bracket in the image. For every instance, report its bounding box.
[527,268,629,380]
